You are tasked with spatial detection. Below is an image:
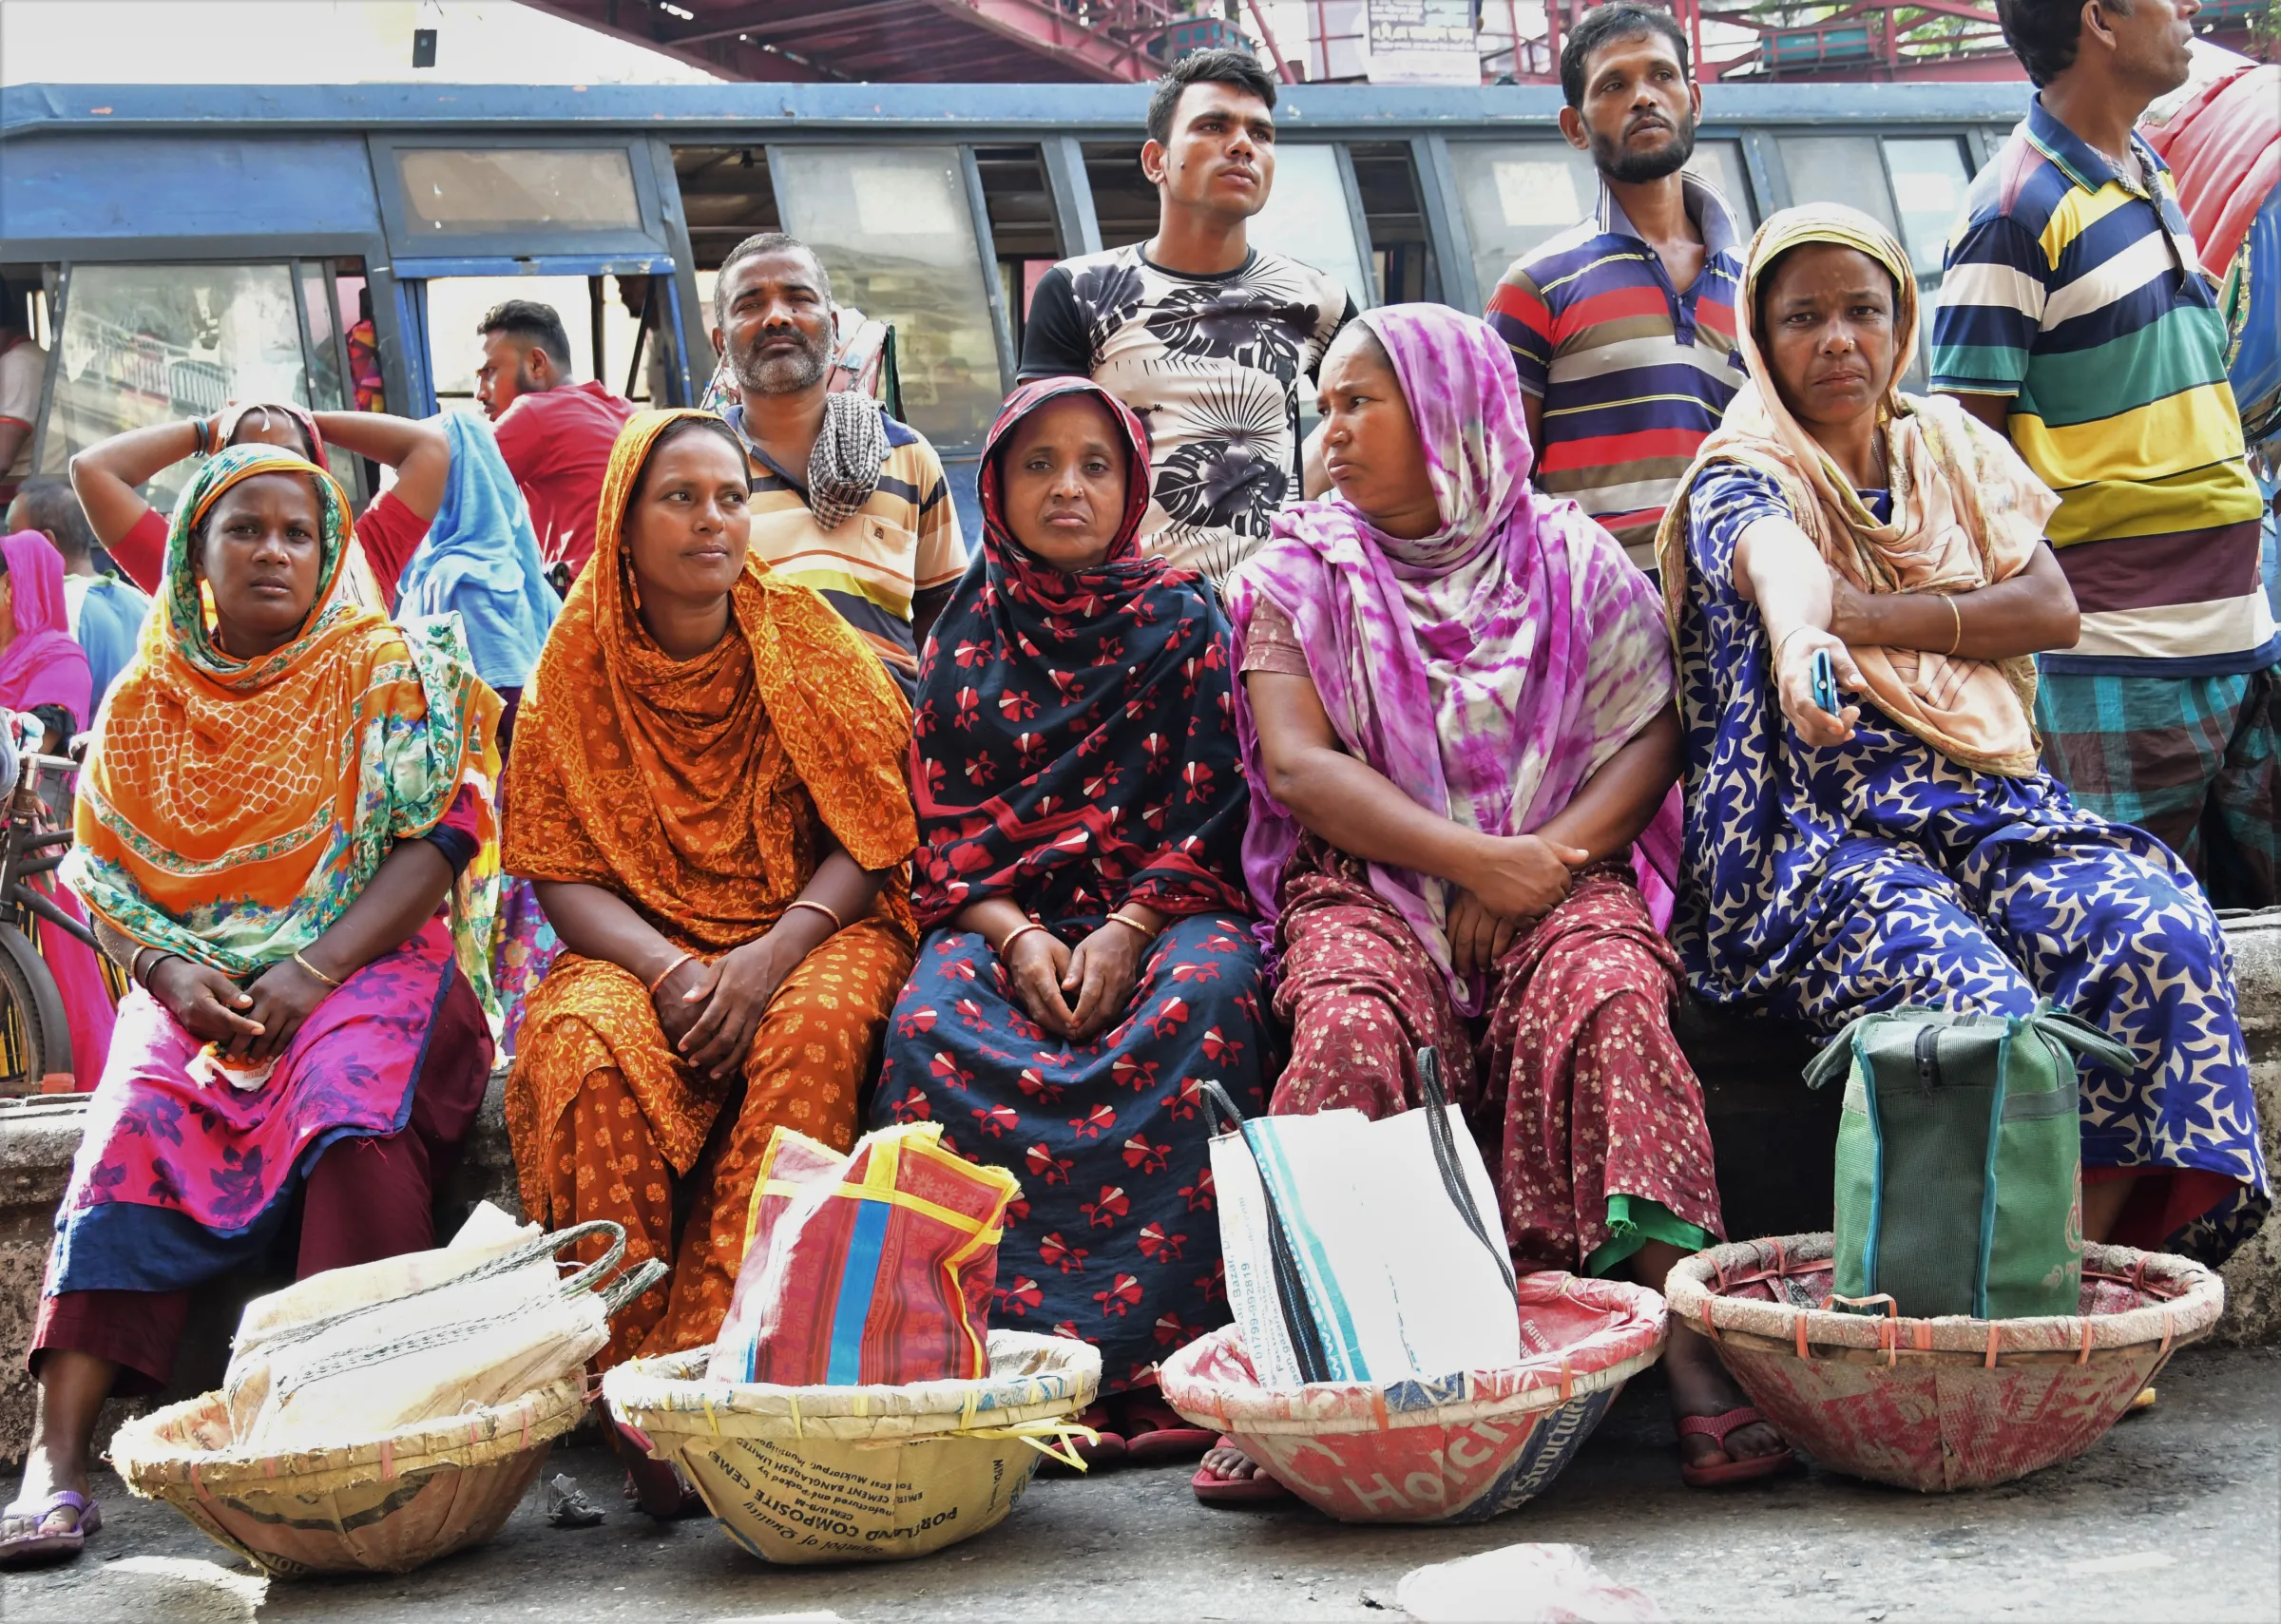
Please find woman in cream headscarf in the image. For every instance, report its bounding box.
[1658,204,2267,1265]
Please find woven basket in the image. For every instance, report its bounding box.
[1664,1233,2225,1492]
[1159,1272,1667,1524]
[107,1375,586,1576]
[603,1329,1097,1564]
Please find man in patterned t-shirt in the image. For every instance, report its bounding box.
[1020,48,1354,584]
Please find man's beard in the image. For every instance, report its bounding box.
[730,329,830,395]
[1591,112,1697,184]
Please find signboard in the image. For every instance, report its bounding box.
[1366,0,1480,85]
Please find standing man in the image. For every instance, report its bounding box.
[1484,3,1745,572]
[0,275,46,510]
[1934,0,2276,908]
[1020,48,1353,584]
[711,231,967,694]
[475,299,635,583]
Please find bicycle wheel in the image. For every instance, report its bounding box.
[0,923,65,1095]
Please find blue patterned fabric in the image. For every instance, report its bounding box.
[872,911,1269,1393]
[1667,460,2270,1263]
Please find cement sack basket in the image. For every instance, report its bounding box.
[106,1375,587,1577]
[1159,1271,1666,1524]
[1664,1233,2225,1492]
[603,1329,1098,1564]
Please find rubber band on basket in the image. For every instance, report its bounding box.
[1912,1321,1933,1353]
[2158,1309,2176,1361]
[2077,1317,2096,1365]
[379,1439,395,1481]
[988,1417,1099,1473]
[703,1396,719,1437]
[1794,1312,1810,1361]
[1560,1356,1574,1403]
[1984,1322,2001,1369]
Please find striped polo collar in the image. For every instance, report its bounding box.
[1596,170,1740,259]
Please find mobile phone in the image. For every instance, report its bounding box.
[1810,647,1841,716]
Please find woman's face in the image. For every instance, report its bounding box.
[1314,328,1440,539]
[196,473,326,657]
[624,429,752,606]
[1000,394,1129,573]
[1758,243,1901,438]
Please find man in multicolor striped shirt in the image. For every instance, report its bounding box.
[1485,3,1745,571]
[1933,0,2275,907]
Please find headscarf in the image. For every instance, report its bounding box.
[1653,204,2057,776]
[0,530,92,721]
[217,401,393,616]
[65,445,501,1002]
[501,410,916,952]
[392,411,561,691]
[909,376,1250,933]
[1225,305,1680,1014]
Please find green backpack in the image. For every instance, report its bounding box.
[1802,1002,2137,1320]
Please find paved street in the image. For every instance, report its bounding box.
[8,1347,2275,1623]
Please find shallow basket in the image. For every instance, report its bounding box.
[603,1329,1098,1565]
[106,1375,587,1576]
[1158,1271,1666,1524]
[1664,1233,2225,1492]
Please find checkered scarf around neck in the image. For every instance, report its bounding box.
[804,389,891,528]
[65,443,502,1007]
[1653,202,2055,776]
[1223,304,1680,1016]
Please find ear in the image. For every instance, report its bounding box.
[1688,79,1704,122]
[1140,138,1170,186]
[710,323,725,360]
[1557,106,1589,152]
[2080,0,2120,50]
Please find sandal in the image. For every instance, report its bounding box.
[1192,1436,1294,1507]
[1037,1403,1125,1475]
[1118,1392,1215,1465]
[602,1413,706,1519]
[1677,1406,1801,1488]
[0,1490,101,1568]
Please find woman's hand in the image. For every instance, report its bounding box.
[1000,928,1077,1038]
[1447,888,1522,978]
[231,958,335,1062]
[651,956,710,1053]
[674,936,806,1082]
[1456,833,1589,924]
[147,957,266,1048]
[1062,925,1147,1042]
[1772,624,1865,748]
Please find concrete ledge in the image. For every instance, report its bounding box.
[5,909,2277,1464]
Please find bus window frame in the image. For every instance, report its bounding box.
[368,132,674,265]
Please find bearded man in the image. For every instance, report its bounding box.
[1484,2,1746,573]
[712,232,967,696]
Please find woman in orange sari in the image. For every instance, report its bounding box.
[503,411,917,1402]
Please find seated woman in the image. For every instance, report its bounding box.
[6,445,499,1568]
[1657,204,2270,1261]
[872,377,1269,1467]
[503,411,917,1392]
[1224,304,1787,1499]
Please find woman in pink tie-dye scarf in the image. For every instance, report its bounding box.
[1212,303,1792,1500]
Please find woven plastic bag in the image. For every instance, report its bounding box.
[705,1121,1021,1387]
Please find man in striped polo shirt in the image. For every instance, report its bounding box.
[1934,0,2275,908]
[1485,2,1745,572]
[711,231,968,697]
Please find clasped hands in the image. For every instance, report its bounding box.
[651,933,808,1082]
[1444,831,1594,976]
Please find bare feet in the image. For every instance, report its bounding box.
[1664,1322,1788,1470]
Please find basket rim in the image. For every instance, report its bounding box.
[1662,1233,2224,1359]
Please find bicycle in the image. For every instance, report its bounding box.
[0,752,98,1095]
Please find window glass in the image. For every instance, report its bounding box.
[1248,145,1375,308]
[422,275,656,406]
[1883,137,1973,278]
[1447,142,1599,304]
[395,147,642,236]
[770,145,1002,447]
[1777,136,1900,234]
[1684,139,1756,231]
[40,263,308,517]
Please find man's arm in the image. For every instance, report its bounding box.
[1015,267,1093,382]
[311,411,450,522]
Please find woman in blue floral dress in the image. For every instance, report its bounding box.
[1657,204,2267,1262]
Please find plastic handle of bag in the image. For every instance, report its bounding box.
[1415,1047,1520,1303]
[1198,1079,1247,1137]
[1197,1076,1331,1383]
[2026,1001,2139,1078]
[596,1258,670,1320]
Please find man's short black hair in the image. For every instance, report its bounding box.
[1145,46,1277,148]
[477,298,571,370]
[1995,0,2103,87]
[1560,3,1692,109]
[9,479,95,563]
[713,232,833,326]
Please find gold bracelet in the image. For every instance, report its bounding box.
[646,951,694,996]
[783,897,845,933]
[292,950,342,989]
[1106,908,1159,941]
[997,921,1046,959]
[1945,596,1964,658]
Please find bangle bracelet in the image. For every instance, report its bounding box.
[292,950,342,990]
[1945,595,1964,658]
[997,921,1045,960]
[191,416,211,455]
[783,897,845,933]
[1106,908,1158,940]
[1773,624,1815,662]
[134,947,173,989]
[646,951,694,996]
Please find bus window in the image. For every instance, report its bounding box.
[771,145,1005,449]
[1347,143,1435,306]
[422,273,659,411]
[1777,135,1901,234]
[1685,140,1757,230]
[674,145,782,281]
[1883,137,1973,279]
[39,262,311,518]
[394,147,642,236]
[974,145,1061,357]
[1247,145,1374,315]
[1447,141,1599,307]
[1083,143,1159,251]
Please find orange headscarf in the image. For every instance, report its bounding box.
[501,411,916,950]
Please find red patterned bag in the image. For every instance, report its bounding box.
[705,1122,1022,1387]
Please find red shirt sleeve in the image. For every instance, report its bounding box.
[111,507,169,597]
[354,488,431,608]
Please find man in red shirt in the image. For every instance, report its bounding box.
[475,299,634,582]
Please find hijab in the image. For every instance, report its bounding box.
[908,376,1250,934]
[0,530,92,721]
[1654,203,2057,776]
[1225,304,1679,1013]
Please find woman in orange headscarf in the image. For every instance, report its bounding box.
[502,410,917,1399]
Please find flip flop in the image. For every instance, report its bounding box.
[1677,1406,1801,1488]
[1119,1393,1216,1465]
[0,1490,101,1568]
[1192,1436,1294,1507]
[602,1412,706,1519]
[1038,1403,1126,1475]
